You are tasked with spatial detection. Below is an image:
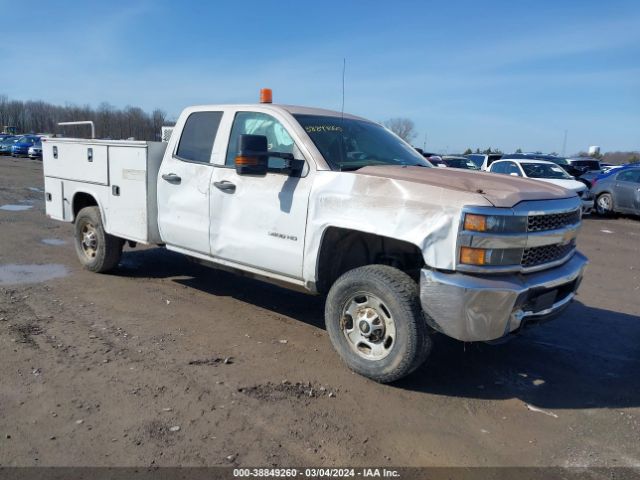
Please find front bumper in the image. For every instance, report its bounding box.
[420,252,588,342]
[581,198,594,214]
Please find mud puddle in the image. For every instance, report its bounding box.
[0,204,32,211]
[0,264,69,285]
[41,238,68,246]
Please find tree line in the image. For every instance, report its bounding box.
[0,95,167,141]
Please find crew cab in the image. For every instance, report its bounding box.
[42,90,588,383]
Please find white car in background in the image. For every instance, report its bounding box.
[489,159,594,214]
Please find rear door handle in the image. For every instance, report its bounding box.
[214,181,236,193]
[162,173,181,184]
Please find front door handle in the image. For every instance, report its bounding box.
[214,180,236,193]
[162,173,182,184]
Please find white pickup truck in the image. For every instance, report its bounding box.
[43,93,588,382]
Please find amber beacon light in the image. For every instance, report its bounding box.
[260,88,273,103]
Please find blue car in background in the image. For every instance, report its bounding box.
[0,136,18,155]
[11,135,40,157]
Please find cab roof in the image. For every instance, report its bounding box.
[187,103,370,122]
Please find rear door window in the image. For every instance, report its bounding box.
[176,111,223,163]
[617,170,640,183]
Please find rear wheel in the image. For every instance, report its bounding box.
[596,193,613,216]
[325,265,431,383]
[74,206,123,273]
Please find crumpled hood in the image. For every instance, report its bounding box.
[356,165,576,208]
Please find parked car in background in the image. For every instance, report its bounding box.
[489,159,594,213]
[427,156,447,167]
[0,136,17,155]
[591,167,640,216]
[28,139,43,159]
[582,162,639,188]
[440,155,480,170]
[11,135,40,157]
[503,153,595,186]
[600,164,622,174]
[465,153,502,170]
[566,156,601,174]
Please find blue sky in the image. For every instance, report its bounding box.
[1,0,638,153]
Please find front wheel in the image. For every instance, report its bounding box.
[74,206,123,273]
[596,193,613,216]
[325,265,431,383]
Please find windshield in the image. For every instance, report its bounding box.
[465,155,484,168]
[522,163,571,179]
[571,160,600,170]
[545,157,569,166]
[17,136,35,144]
[294,114,430,171]
[443,158,479,169]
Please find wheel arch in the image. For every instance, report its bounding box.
[71,191,105,223]
[315,226,425,295]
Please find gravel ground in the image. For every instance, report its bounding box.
[0,156,638,467]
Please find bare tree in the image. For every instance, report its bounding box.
[382,118,416,143]
[0,93,167,140]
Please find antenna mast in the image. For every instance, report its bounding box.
[341,58,346,118]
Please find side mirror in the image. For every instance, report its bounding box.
[235,134,268,176]
[510,172,520,177]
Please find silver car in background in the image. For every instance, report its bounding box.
[28,139,43,159]
[591,167,640,216]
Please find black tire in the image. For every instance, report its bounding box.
[595,193,614,216]
[325,265,431,383]
[74,206,123,273]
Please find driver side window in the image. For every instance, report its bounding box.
[225,112,295,170]
[491,162,506,174]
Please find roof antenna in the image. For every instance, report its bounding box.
[341,57,346,119]
[338,58,347,169]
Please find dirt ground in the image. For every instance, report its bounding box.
[0,156,639,467]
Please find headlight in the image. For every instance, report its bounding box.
[463,213,526,233]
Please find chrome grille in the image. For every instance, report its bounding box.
[527,210,580,232]
[522,242,575,268]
